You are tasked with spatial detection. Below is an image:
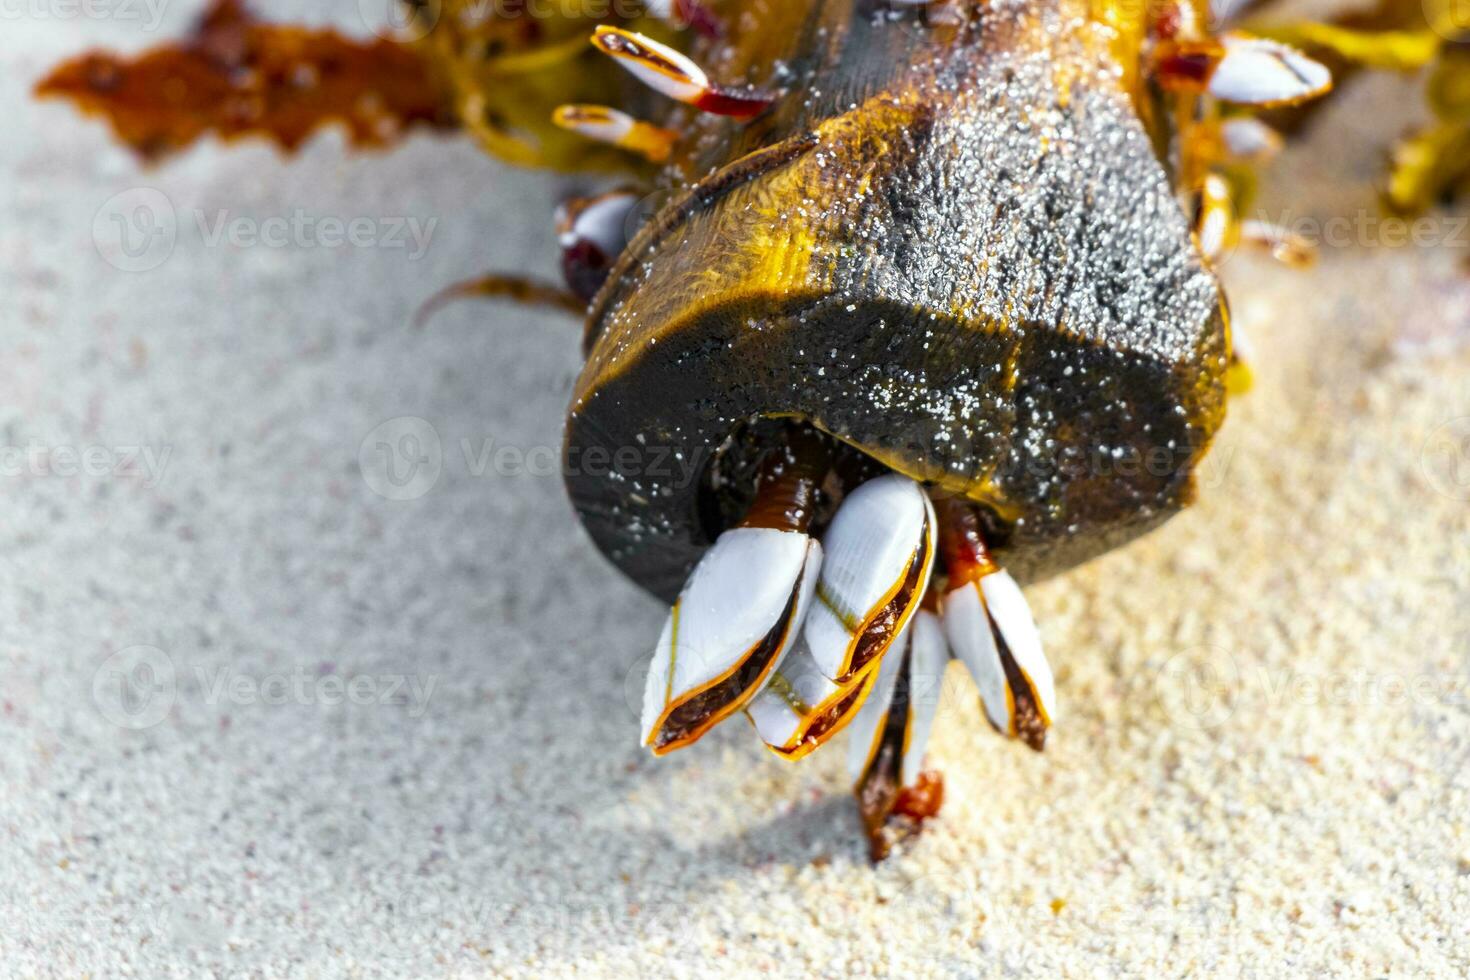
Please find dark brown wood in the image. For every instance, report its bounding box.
[566,0,1229,602]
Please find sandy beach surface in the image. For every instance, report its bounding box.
[4,7,1469,977]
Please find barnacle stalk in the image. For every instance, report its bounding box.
[32,0,1372,865]
[847,602,950,860]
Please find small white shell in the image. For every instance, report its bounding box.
[641,527,820,752]
[594,27,709,105]
[1209,34,1331,107]
[805,474,935,682]
[941,581,1006,732]
[1220,117,1283,163]
[551,105,636,152]
[1196,173,1234,262]
[746,641,873,759]
[556,190,637,253]
[942,569,1055,744]
[979,570,1056,725]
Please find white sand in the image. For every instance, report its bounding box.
[3,11,1469,978]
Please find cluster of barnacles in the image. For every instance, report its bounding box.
[38,0,1467,857]
[631,422,1053,858]
[523,15,1072,854]
[528,1,1340,855]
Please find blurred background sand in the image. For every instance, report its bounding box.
[3,5,1469,977]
